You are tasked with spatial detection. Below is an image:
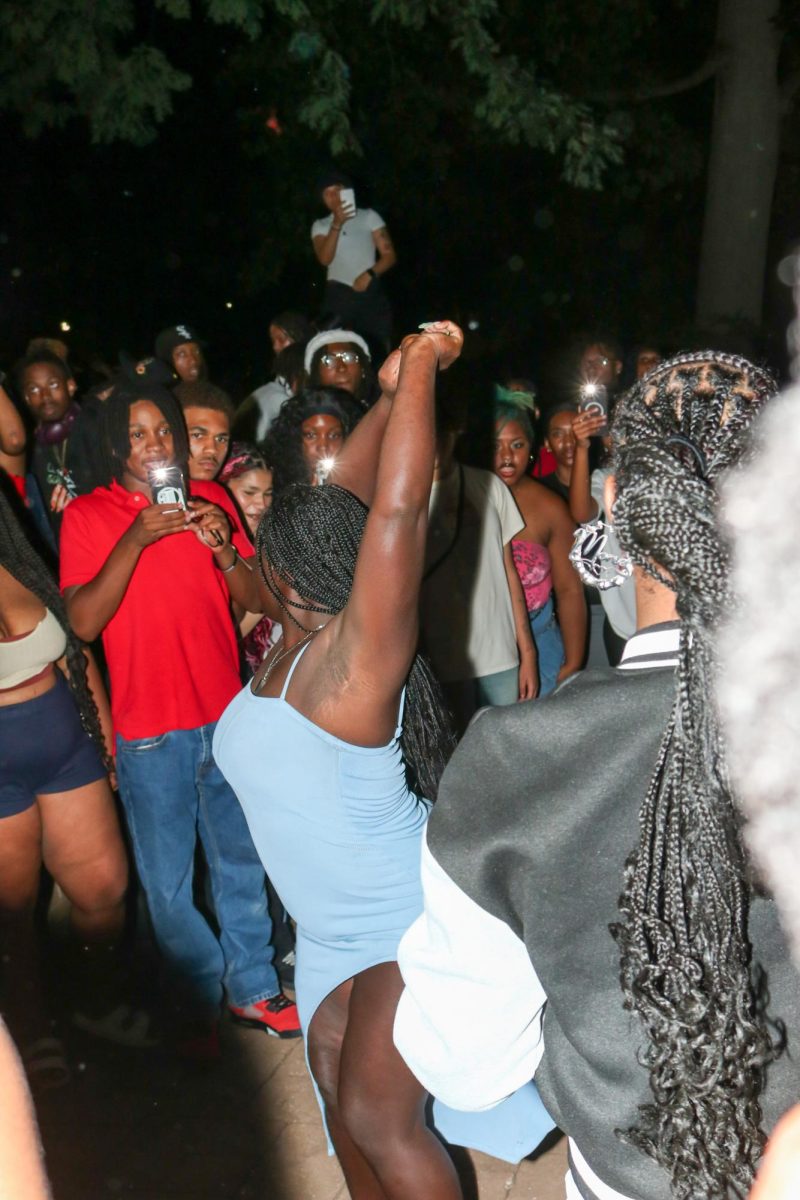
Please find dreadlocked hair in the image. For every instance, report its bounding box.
[608,351,777,1199]
[97,383,190,487]
[0,489,110,770]
[256,483,455,801]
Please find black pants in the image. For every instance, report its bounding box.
[321,280,392,355]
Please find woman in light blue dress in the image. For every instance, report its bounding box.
[213,323,552,1198]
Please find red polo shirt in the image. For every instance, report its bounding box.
[60,479,253,740]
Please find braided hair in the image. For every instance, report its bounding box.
[256,483,455,801]
[0,488,109,768]
[608,351,777,1199]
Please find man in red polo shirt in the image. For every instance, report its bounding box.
[60,382,299,1049]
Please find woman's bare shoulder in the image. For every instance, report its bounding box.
[513,476,566,537]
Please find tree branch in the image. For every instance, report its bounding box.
[780,68,800,115]
[587,52,721,106]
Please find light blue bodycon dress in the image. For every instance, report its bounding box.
[213,641,553,1162]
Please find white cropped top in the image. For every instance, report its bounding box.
[0,609,67,690]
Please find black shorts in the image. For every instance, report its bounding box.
[0,672,106,819]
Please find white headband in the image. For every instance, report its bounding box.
[304,329,371,373]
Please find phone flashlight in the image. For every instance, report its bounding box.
[578,382,609,436]
[147,463,187,509]
[315,456,336,485]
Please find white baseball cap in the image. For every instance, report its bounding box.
[304,329,371,373]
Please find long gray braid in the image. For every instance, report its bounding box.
[608,352,777,1199]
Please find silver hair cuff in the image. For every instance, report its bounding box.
[569,520,634,591]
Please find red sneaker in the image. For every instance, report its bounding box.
[228,993,302,1039]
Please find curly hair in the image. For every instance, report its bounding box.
[256,483,455,802]
[608,351,777,1200]
[262,387,362,497]
[0,487,109,768]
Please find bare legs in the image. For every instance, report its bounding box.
[0,779,128,1047]
[38,778,128,942]
[307,961,462,1200]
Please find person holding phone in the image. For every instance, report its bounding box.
[311,168,397,353]
[60,382,300,1053]
[568,405,636,665]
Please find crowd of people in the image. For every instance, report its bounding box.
[3,181,800,1200]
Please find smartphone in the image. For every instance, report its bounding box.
[578,382,609,437]
[147,463,187,509]
[339,187,356,215]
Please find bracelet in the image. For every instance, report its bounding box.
[219,547,239,573]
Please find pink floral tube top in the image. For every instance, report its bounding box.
[511,539,553,613]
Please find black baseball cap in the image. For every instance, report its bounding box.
[154,324,206,363]
[119,352,175,387]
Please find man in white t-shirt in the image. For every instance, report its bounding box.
[420,410,538,733]
[311,169,397,352]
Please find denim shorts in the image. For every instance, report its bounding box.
[0,672,106,818]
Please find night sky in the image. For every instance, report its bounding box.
[2,0,798,402]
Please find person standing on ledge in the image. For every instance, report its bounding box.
[311,169,397,354]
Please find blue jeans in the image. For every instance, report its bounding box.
[529,595,565,697]
[474,667,519,708]
[116,723,279,1015]
[443,667,519,735]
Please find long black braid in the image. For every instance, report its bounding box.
[0,488,110,769]
[608,351,777,1199]
[256,483,456,801]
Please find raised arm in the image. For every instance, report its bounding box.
[312,193,354,267]
[339,323,462,688]
[568,410,605,524]
[328,341,414,505]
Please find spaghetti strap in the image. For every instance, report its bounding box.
[280,639,314,701]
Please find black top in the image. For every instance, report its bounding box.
[427,666,800,1200]
[538,471,570,504]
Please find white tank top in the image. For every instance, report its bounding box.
[0,608,67,689]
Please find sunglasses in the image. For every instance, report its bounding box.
[320,350,360,368]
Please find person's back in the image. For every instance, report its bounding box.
[215,639,429,942]
[420,657,800,1199]
[395,351,787,1200]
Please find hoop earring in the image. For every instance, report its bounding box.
[569,520,633,591]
